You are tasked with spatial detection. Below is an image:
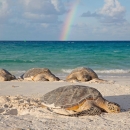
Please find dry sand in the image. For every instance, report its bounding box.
[0,77,130,130]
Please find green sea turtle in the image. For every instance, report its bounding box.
[21,68,60,81]
[66,67,106,83]
[0,69,16,81]
[40,85,120,116]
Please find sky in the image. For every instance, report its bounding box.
[0,0,130,41]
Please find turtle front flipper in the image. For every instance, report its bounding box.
[78,106,102,116]
[33,74,49,81]
[66,78,79,83]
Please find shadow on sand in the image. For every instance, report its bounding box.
[104,95,130,111]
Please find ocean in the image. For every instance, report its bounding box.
[0,41,130,78]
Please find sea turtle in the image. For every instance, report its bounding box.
[0,69,16,81]
[40,85,120,116]
[21,68,60,81]
[66,67,105,83]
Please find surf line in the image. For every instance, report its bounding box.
[59,0,80,41]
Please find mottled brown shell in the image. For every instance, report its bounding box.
[69,67,98,79]
[21,68,60,81]
[41,85,102,108]
[22,68,51,78]
[0,69,16,81]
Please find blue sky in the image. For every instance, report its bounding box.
[0,0,130,41]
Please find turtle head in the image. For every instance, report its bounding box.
[10,75,16,80]
[106,102,120,113]
[54,77,60,81]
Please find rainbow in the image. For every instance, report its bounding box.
[59,0,80,41]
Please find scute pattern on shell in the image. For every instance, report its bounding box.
[69,67,98,79]
[0,69,16,81]
[23,68,51,78]
[41,85,102,108]
[21,68,60,81]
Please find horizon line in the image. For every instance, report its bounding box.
[0,40,130,42]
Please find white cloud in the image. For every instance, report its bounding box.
[0,0,66,40]
[0,0,66,26]
[20,0,56,14]
[0,1,10,20]
[51,0,65,13]
[98,0,126,24]
[18,0,66,25]
[20,0,65,15]
[99,0,125,17]
[81,0,126,24]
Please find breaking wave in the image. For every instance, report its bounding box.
[0,59,36,63]
[61,69,130,74]
[61,69,73,73]
[95,69,130,74]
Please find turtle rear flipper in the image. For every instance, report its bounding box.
[78,106,102,116]
[89,78,107,83]
[66,78,79,83]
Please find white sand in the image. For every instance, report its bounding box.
[0,77,130,130]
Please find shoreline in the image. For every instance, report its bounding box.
[0,76,130,129]
[8,69,130,80]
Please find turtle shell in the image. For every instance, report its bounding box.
[41,85,102,108]
[22,68,51,78]
[0,69,16,81]
[0,69,14,76]
[70,67,98,79]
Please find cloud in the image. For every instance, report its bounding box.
[99,0,125,17]
[81,0,126,24]
[0,0,11,23]
[20,0,56,15]
[19,0,66,24]
[0,0,66,25]
[68,21,130,40]
[0,0,129,40]
[0,0,66,40]
[20,0,65,26]
[81,11,100,17]
[99,0,126,24]
[51,0,66,13]
[20,0,66,15]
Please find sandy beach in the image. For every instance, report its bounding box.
[0,76,130,130]
[1,0,130,129]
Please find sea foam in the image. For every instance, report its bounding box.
[61,69,130,74]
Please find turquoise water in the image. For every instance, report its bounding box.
[0,41,130,77]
